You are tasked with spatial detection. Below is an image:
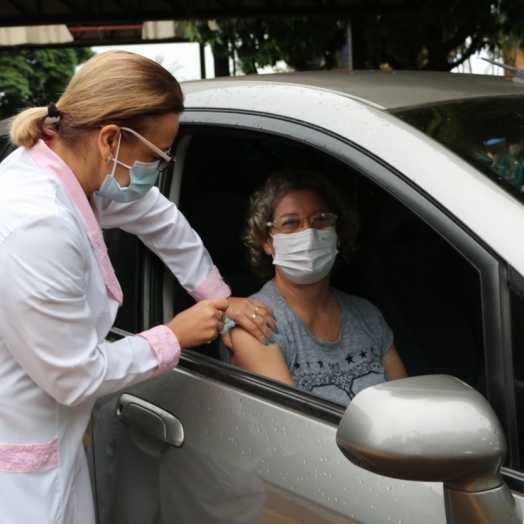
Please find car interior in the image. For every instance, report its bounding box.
[140,129,486,398]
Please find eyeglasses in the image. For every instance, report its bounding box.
[121,127,176,173]
[266,212,338,233]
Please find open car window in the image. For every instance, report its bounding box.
[163,129,486,407]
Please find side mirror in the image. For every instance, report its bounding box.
[336,375,522,524]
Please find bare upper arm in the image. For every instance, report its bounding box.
[381,344,408,380]
[229,328,294,385]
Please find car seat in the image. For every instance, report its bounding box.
[343,190,485,391]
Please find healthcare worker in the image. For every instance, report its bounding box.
[0,50,275,524]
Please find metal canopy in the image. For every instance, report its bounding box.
[0,1,419,48]
[2,1,414,27]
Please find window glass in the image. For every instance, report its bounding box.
[394,97,524,204]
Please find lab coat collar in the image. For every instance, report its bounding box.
[29,140,123,305]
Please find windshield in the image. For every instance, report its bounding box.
[394,97,524,204]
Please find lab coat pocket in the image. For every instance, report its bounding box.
[0,437,58,472]
[0,438,61,524]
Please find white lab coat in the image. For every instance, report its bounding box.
[0,141,230,524]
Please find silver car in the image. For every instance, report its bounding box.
[85,70,524,523]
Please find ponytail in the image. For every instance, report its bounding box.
[10,107,51,148]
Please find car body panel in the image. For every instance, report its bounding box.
[80,71,524,523]
[92,366,447,524]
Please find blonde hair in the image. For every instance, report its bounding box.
[10,50,185,148]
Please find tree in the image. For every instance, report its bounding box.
[188,1,524,75]
[372,0,500,71]
[494,0,524,70]
[0,47,94,119]
[187,17,347,76]
[352,0,524,72]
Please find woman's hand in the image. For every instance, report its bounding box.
[222,297,278,348]
[165,299,229,348]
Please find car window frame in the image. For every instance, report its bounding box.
[145,109,518,478]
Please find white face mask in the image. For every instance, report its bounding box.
[271,227,338,284]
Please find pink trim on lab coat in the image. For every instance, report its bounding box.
[190,265,231,302]
[29,140,123,305]
[0,438,58,473]
[138,326,181,376]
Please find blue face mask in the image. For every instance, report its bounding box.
[97,133,161,203]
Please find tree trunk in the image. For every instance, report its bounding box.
[212,41,230,77]
[350,14,372,70]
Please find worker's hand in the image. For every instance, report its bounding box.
[165,299,229,348]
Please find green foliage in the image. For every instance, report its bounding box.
[374,0,500,71]
[370,0,524,71]
[0,47,94,119]
[187,17,347,75]
[494,0,524,66]
[188,2,524,73]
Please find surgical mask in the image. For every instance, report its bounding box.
[271,227,338,284]
[97,133,160,203]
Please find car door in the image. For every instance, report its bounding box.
[89,107,524,524]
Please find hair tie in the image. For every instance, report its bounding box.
[47,102,60,119]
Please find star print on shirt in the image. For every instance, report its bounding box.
[359,351,367,359]
[317,360,324,368]
[346,355,354,364]
[294,362,301,369]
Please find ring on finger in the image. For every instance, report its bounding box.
[251,312,258,319]
[254,306,260,313]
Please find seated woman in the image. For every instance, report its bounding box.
[220,169,407,406]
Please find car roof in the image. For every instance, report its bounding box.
[182,70,524,111]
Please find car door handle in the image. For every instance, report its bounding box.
[115,393,184,448]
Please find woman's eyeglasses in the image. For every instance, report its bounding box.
[121,127,176,173]
[157,150,175,173]
[266,212,338,234]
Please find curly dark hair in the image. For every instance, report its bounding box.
[244,169,360,281]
